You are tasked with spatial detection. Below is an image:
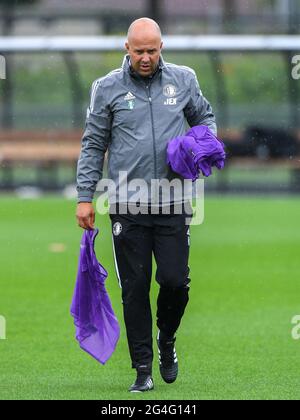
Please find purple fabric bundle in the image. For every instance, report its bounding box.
[71,229,120,365]
[167,125,226,180]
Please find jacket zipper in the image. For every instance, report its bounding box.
[146,83,158,182]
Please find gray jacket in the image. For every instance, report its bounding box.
[77,55,217,204]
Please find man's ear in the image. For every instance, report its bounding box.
[125,42,130,53]
[160,42,163,52]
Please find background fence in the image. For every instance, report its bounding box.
[0,1,300,194]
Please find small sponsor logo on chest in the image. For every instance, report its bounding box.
[124,92,136,110]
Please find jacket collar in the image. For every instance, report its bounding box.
[122,54,165,81]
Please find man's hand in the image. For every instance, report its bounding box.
[76,202,95,230]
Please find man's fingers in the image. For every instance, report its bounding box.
[77,219,86,229]
[89,213,96,230]
[76,203,95,230]
[86,215,95,230]
[77,216,89,230]
[77,214,95,230]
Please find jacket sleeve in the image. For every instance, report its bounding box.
[184,71,217,136]
[76,80,112,203]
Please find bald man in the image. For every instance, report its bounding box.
[76,18,217,392]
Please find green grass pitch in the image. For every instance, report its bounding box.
[0,195,300,400]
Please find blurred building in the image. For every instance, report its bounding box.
[1,0,299,36]
[0,0,299,193]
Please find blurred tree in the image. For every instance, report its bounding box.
[221,0,237,33]
[0,0,39,128]
[146,0,165,29]
[0,0,40,35]
[288,0,298,34]
[257,0,282,12]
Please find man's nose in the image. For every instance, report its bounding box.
[141,54,150,62]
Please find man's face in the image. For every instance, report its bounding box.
[125,35,163,77]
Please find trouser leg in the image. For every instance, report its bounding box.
[110,212,154,371]
[153,212,191,338]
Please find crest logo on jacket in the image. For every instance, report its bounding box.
[124,92,136,110]
[163,84,177,98]
[113,222,123,236]
[163,84,177,106]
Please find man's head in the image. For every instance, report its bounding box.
[125,18,163,77]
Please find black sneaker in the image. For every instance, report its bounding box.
[157,331,178,384]
[129,367,154,393]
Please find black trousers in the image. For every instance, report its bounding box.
[110,203,192,371]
